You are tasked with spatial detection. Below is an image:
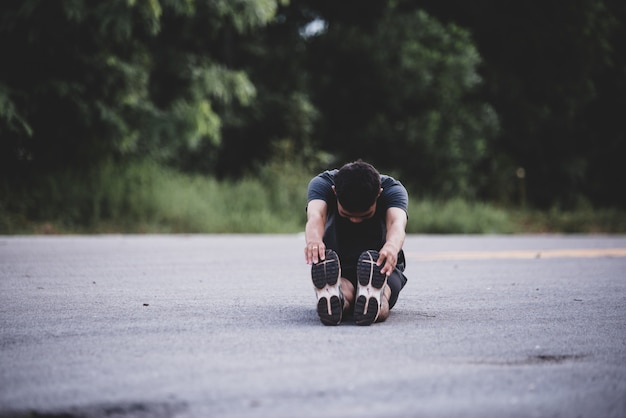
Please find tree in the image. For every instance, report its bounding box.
[0,0,284,179]
[416,0,626,208]
[299,1,499,198]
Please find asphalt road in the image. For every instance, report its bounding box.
[1,234,625,418]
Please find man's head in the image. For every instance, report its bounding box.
[333,161,382,217]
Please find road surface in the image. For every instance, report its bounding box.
[1,234,625,417]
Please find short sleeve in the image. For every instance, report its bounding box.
[307,170,336,204]
[380,176,409,216]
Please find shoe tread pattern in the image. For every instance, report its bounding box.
[311,250,340,289]
[317,296,342,326]
[355,250,386,326]
[312,250,342,326]
[356,250,386,289]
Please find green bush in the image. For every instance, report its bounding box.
[0,160,310,234]
[1,161,625,234]
[407,198,514,234]
[512,207,626,234]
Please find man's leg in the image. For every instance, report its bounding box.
[312,249,352,325]
[354,250,389,326]
[340,277,355,310]
[374,285,392,322]
[353,250,407,324]
[373,264,406,322]
[385,267,406,309]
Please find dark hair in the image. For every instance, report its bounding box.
[333,160,381,212]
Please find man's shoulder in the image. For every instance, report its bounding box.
[381,174,406,190]
[380,174,408,211]
[308,170,338,202]
[309,170,337,188]
[321,169,338,179]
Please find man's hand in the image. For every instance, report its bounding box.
[305,199,328,265]
[305,241,326,265]
[377,207,407,276]
[377,243,398,276]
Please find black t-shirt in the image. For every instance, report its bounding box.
[307,170,408,278]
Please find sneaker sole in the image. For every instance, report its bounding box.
[312,250,343,326]
[354,250,387,326]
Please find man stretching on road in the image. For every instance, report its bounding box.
[304,160,409,325]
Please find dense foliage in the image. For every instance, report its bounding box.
[1,0,625,216]
[417,0,626,208]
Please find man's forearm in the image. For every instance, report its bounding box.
[385,224,405,254]
[305,217,325,245]
[384,208,407,254]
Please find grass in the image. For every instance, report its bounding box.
[407,198,515,234]
[1,161,625,234]
[510,207,626,234]
[0,160,306,234]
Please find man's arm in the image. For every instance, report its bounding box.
[377,207,407,276]
[304,199,328,264]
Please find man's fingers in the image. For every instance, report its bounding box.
[305,244,325,264]
[381,261,394,276]
[376,251,387,266]
[377,251,396,276]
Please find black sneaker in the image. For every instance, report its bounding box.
[311,249,343,326]
[354,250,387,326]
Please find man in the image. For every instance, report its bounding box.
[304,160,409,326]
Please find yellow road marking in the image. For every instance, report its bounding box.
[405,248,626,261]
